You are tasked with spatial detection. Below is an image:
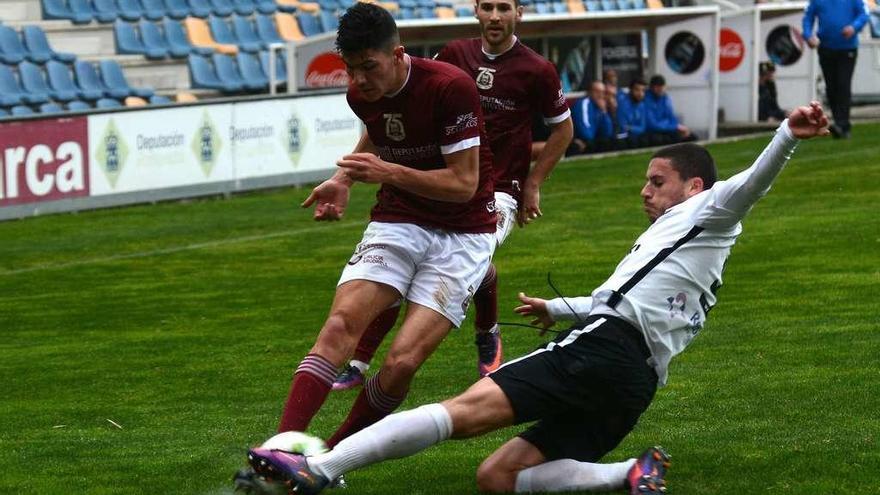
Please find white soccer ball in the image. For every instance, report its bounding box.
[260,431,329,456]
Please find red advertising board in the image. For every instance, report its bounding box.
[0,116,89,207]
[719,28,745,72]
[305,52,349,88]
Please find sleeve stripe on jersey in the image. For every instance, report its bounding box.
[544,108,571,126]
[606,226,705,309]
[440,136,480,155]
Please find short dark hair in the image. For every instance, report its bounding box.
[651,143,717,189]
[629,78,646,89]
[336,3,399,56]
[649,74,666,87]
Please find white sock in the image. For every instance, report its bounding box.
[309,403,453,481]
[514,458,635,493]
[350,359,369,373]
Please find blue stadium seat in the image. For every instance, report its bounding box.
[67,100,92,111]
[210,16,261,52]
[551,2,567,13]
[92,0,121,22]
[11,105,35,116]
[141,20,189,58]
[213,53,260,91]
[318,0,339,12]
[20,60,77,102]
[0,26,28,65]
[116,0,144,20]
[338,0,355,8]
[259,49,286,83]
[210,0,236,16]
[254,13,284,45]
[150,94,172,104]
[231,0,255,15]
[534,2,550,14]
[46,60,96,101]
[163,0,192,17]
[319,10,338,32]
[617,0,632,9]
[99,59,154,98]
[399,0,417,8]
[24,25,76,63]
[0,65,28,106]
[584,0,600,10]
[140,0,169,20]
[41,0,90,23]
[632,0,645,8]
[188,54,242,91]
[0,108,8,117]
[255,0,277,13]
[600,0,617,10]
[297,13,323,36]
[74,60,117,98]
[163,18,214,55]
[188,0,215,17]
[39,102,64,113]
[416,7,435,18]
[236,52,268,89]
[417,0,434,7]
[115,20,168,59]
[399,7,414,19]
[96,97,122,108]
[69,0,101,21]
[454,6,470,16]
[232,15,267,50]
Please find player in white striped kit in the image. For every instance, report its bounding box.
[244,102,829,495]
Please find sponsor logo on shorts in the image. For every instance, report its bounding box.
[347,243,388,265]
[461,284,476,314]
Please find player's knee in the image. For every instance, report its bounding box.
[475,459,516,493]
[314,312,360,354]
[381,352,422,381]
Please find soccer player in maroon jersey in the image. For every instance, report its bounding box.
[269,2,497,450]
[332,0,573,389]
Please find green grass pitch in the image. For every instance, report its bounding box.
[1,124,878,494]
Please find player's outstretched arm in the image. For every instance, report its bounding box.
[787,101,830,139]
[301,170,353,221]
[515,292,556,332]
[518,117,574,227]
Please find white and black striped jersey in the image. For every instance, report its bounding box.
[546,121,800,385]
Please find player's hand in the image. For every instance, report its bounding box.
[514,292,556,335]
[807,36,819,48]
[787,101,830,139]
[842,25,855,39]
[517,182,542,227]
[677,124,691,138]
[301,178,350,221]
[336,153,395,184]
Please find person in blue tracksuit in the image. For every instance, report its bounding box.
[570,80,614,154]
[803,0,869,138]
[644,75,695,145]
[617,78,648,148]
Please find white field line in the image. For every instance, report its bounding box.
[1,222,362,276]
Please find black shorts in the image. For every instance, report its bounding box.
[489,315,658,462]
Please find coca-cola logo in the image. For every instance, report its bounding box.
[719,28,745,72]
[305,52,349,88]
[0,117,89,206]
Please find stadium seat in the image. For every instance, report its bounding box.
[232,15,268,50]
[255,14,285,44]
[274,12,304,41]
[187,53,242,91]
[19,61,70,102]
[339,0,355,7]
[584,0,600,10]
[617,0,633,9]
[318,0,339,11]
[99,59,155,98]
[22,26,77,64]
[435,6,454,17]
[91,0,121,21]
[399,0,416,8]
[69,0,101,21]
[231,0,256,15]
[416,6,435,18]
[141,0,170,19]
[46,60,95,101]
[115,20,152,57]
[150,94,172,103]
[567,0,585,13]
[116,0,145,20]
[164,18,214,55]
[209,0,236,16]
[11,105,35,116]
[67,100,92,111]
[534,2,550,14]
[163,0,192,18]
[646,0,662,8]
[259,49,286,83]
[236,52,269,89]
[276,0,321,13]
[0,26,28,65]
[632,0,645,7]
[124,95,148,106]
[550,1,567,13]
[297,12,323,36]
[96,97,123,108]
[210,16,261,52]
[39,102,64,113]
[187,0,214,17]
[252,0,279,13]
[0,65,28,106]
[140,20,188,58]
[41,0,91,23]
[454,5,470,16]
[600,0,617,10]
[176,90,198,101]
[0,108,8,117]
[319,10,339,31]
[74,60,117,98]
[213,52,261,90]
[184,17,239,54]
[399,7,414,18]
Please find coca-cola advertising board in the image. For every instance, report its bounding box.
[719,28,745,72]
[0,116,89,207]
[305,52,349,88]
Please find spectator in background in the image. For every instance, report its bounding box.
[644,75,695,144]
[802,0,869,139]
[617,78,648,148]
[570,80,614,154]
[758,61,787,122]
[604,83,621,136]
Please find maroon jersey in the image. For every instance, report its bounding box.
[347,56,495,233]
[436,38,570,201]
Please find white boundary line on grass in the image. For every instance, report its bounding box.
[1,223,363,276]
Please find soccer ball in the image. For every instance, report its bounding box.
[260,431,328,456]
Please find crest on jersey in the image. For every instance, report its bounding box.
[383,113,406,141]
[476,67,496,90]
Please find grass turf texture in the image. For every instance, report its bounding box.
[1,124,878,494]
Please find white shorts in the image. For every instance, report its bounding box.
[338,222,495,327]
[494,191,518,248]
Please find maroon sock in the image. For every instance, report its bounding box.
[352,304,401,363]
[325,373,405,447]
[277,353,338,433]
[474,264,498,333]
